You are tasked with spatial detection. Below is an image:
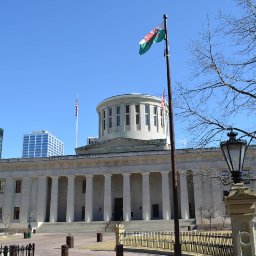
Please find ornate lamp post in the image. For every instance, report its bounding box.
[220,130,256,256]
[220,130,247,183]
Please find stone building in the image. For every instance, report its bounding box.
[0,94,255,229]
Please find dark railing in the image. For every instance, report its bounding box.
[105,217,123,232]
[121,231,233,256]
[105,220,112,232]
[0,243,35,256]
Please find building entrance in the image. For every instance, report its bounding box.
[114,198,123,221]
[152,204,159,219]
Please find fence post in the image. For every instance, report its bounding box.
[114,224,126,246]
[9,245,18,256]
[28,243,35,256]
[3,246,8,256]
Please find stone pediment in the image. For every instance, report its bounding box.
[76,137,168,155]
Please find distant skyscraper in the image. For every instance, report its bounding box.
[22,130,64,158]
[0,128,3,158]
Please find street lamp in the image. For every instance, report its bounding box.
[220,130,247,183]
[220,130,256,256]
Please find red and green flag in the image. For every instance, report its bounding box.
[139,22,165,55]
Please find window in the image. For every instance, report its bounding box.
[125,105,130,125]
[82,180,86,193]
[15,180,21,193]
[145,104,149,126]
[135,105,140,125]
[0,208,2,220]
[13,207,20,220]
[109,108,112,128]
[116,106,120,126]
[0,181,5,193]
[152,204,159,218]
[153,106,157,126]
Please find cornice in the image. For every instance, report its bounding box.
[0,147,255,172]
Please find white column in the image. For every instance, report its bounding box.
[99,112,102,138]
[36,176,48,223]
[180,172,189,219]
[3,177,14,220]
[123,174,131,221]
[85,175,93,222]
[20,177,31,223]
[49,177,59,222]
[193,172,203,223]
[142,173,151,220]
[66,176,75,222]
[104,174,112,221]
[161,171,171,220]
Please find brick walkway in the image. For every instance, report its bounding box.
[0,232,167,256]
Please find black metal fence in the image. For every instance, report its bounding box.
[0,243,35,256]
[121,231,233,256]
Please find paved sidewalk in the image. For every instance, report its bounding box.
[0,232,166,256]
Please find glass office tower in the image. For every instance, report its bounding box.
[22,130,64,158]
[0,128,3,158]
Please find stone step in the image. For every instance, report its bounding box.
[124,219,195,232]
[37,219,196,233]
[37,221,108,233]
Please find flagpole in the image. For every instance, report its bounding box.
[163,14,181,256]
[76,112,78,148]
[75,95,79,150]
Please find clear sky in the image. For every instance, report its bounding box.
[0,1,239,159]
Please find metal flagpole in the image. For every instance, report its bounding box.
[163,14,181,256]
[75,95,79,149]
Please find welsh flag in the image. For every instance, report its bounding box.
[139,22,165,55]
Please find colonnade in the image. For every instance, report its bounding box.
[1,171,194,224]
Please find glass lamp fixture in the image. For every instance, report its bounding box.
[220,130,247,183]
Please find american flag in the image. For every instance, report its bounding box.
[75,97,79,117]
[160,90,165,108]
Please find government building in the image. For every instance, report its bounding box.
[0,94,255,230]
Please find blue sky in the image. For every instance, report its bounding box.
[0,1,239,158]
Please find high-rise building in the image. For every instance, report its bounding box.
[0,128,3,158]
[22,130,64,158]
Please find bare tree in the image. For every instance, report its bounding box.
[219,208,229,230]
[202,207,218,231]
[198,206,204,225]
[175,0,256,147]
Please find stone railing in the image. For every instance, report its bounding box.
[114,225,233,256]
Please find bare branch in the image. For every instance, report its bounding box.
[175,0,256,147]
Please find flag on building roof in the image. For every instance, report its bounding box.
[75,97,79,117]
[139,22,166,55]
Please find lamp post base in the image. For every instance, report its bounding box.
[174,243,181,256]
[225,183,256,256]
